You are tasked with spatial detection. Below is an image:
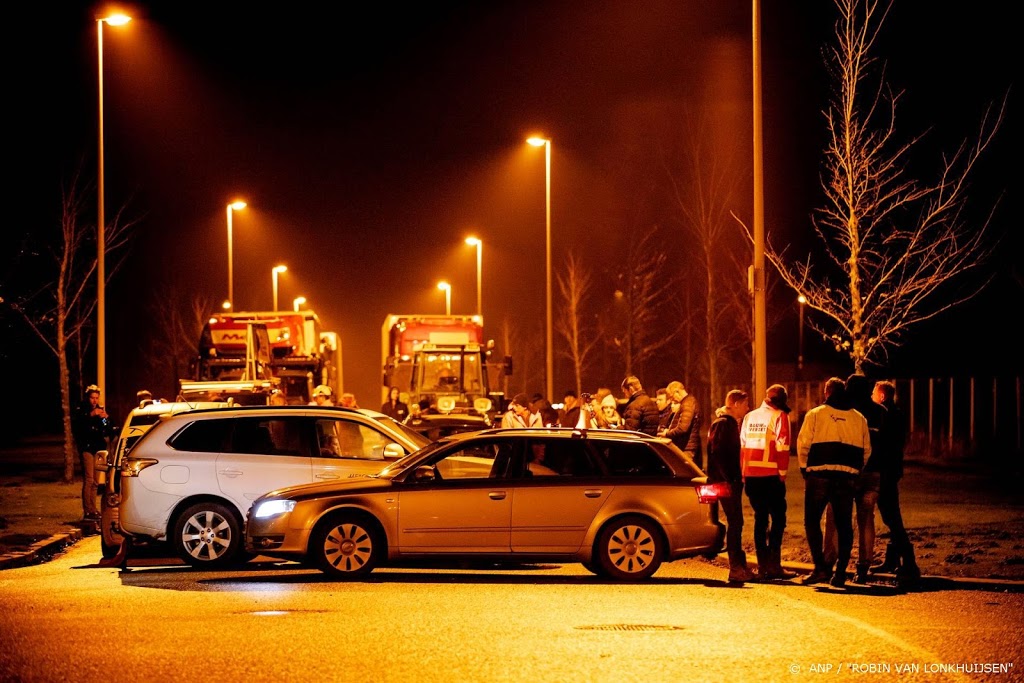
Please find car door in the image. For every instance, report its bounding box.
[510,438,610,553]
[396,438,514,552]
[310,417,408,481]
[215,416,313,512]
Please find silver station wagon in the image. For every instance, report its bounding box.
[246,428,727,580]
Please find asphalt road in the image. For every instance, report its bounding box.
[1,537,1021,683]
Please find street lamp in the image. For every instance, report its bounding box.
[437,281,451,316]
[465,236,482,317]
[293,296,307,312]
[797,294,807,380]
[272,265,288,312]
[527,136,553,402]
[226,200,247,311]
[96,11,131,402]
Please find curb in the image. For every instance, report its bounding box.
[0,529,84,571]
[739,555,1024,593]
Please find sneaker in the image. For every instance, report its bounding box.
[802,570,832,585]
[727,566,756,583]
[854,566,870,584]
[830,571,848,588]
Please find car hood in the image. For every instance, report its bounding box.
[259,475,395,503]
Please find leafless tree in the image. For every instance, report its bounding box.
[5,171,133,482]
[665,114,745,405]
[766,0,1004,373]
[611,226,675,378]
[555,251,599,396]
[499,315,544,398]
[142,291,214,399]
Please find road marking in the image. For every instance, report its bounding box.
[772,591,974,683]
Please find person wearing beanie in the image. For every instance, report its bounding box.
[740,383,796,581]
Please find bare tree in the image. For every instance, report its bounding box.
[766,0,1004,373]
[5,171,132,482]
[665,114,745,405]
[142,291,214,399]
[499,315,544,397]
[555,251,599,396]
[611,226,676,377]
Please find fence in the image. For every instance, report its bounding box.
[783,376,1023,460]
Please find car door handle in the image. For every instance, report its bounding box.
[584,489,604,498]
[488,491,507,500]
[218,469,243,477]
[316,473,341,480]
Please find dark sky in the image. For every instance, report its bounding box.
[3,1,1017,432]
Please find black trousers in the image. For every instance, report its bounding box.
[744,476,787,558]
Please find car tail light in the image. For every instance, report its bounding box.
[123,457,159,477]
[696,482,731,504]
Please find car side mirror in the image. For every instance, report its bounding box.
[412,465,436,482]
[383,443,405,460]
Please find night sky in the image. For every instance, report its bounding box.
[3,1,1017,434]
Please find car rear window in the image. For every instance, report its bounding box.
[591,441,671,477]
[168,417,307,456]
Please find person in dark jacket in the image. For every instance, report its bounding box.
[824,373,887,583]
[660,380,703,468]
[380,386,409,421]
[619,376,660,435]
[707,389,753,583]
[72,384,117,520]
[869,380,920,586]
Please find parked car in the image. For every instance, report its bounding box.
[112,405,432,568]
[95,400,229,558]
[246,427,727,581]
[404,411,491,441]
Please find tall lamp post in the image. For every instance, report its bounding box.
[437,281,451,316]
[527,136,553,402]
[226,200,246,311]
[465,236,482,317]
[272,265,288,312]
[293,296,307,312]
[797,294,807,381]
[96,12,130,402]
[751,0,768,401]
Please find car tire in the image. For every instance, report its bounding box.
[172,501,245,569]
[595,515,664,581]
[312,513,382,579]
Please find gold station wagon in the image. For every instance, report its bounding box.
[246,427,727,580]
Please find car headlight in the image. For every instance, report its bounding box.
[252,499,296,519]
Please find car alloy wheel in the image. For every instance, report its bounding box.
[173,502,243,568]
[313,514,381,578]
[596,515,664,581]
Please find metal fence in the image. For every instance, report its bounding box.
[782,376,1023,460]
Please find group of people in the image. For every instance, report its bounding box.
[705,376,917,587]
[492,373,918,589]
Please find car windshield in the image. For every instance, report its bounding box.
[357,410,431,450]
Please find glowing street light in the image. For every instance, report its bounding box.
[465,236,482,317]
[293,296,307,312]
[272,265,288,312]
[95,11,131,402]
[437,281,451,316]
[226,200,247,311]
[527,136,553,402]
